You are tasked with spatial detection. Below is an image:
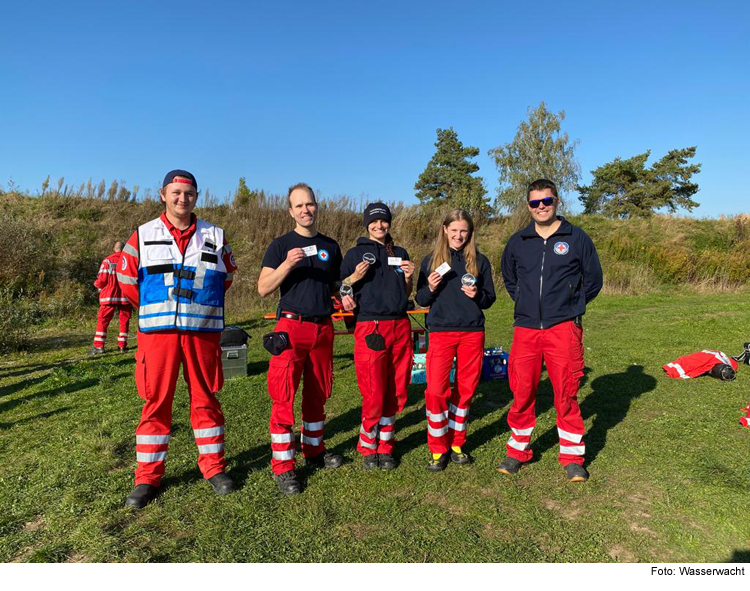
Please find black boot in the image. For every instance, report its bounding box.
[124,484,159,509]
[307,451,344,469]
[378,454,397,470]
[274,470,302,495]
[363,454,379,470]
[208,472,236,495]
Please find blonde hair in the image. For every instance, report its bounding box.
[429,209,478,276]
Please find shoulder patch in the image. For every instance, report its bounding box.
[121,256,128,271]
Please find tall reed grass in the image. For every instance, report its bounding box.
[1,186,747,350]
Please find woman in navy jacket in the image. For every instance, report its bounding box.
[415,209,496,471]
[340,203,415,470]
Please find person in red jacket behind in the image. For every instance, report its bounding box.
[90,241,132,354]
[118,169,238,509]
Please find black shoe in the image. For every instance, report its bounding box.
[378,454,397,471]
[208,472,236,495]
[89,347,105,356]
[497,457,522,475]
[565,463,589,482]
[307,451,343,469]
[274,470,302,495]
[363,454,379,470]
[124,484,159,509]
[450,450,472,465]
[427,453,449,472]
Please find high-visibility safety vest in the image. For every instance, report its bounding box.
[137,217,227,332]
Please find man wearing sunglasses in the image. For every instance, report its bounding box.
[497,179,603,482]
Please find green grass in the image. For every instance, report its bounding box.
[1,292,749,563]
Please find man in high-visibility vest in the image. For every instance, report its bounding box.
[118,169,238,509]
[90,241,132,354]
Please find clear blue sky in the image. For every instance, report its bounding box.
[1,1,747,216]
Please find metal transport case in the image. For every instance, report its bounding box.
[221,344,248,380]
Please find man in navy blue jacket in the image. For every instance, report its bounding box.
[497,179,602,482]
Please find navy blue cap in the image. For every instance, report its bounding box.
[162,169,197,191]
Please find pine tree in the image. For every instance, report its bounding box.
[414,128,490,219]
[578,147,700,218]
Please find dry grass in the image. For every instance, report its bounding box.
[3,188,750,350]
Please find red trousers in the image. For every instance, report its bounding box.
[134,331,226,486]
[354,318,413,456]
[267,317,334,475]
[425,331,485,454]
[94,304,132,349]
[506,321,586,466]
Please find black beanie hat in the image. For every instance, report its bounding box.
[363,202,392,227]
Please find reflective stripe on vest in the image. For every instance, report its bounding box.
[137,218,227,333]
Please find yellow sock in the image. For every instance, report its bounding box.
[451,446,462,454]
[432,453,443,460]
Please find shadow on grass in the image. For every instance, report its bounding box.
[533,365,656,464]
[0,406,72,429]
[246,361,269,377]
[0,379,100,414]
[23,332,91,353]
[0,374,52,399]
[727,549,750,563]
[0,354,136,389]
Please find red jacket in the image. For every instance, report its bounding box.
[94,251,129,306]
[662,350,738,379]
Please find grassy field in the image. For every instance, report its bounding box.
[1,292,749,563]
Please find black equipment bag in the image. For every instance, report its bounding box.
[220,326,251,348]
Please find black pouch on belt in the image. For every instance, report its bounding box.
[709,363,736,381]
[263,331,290,356]
[364,322,386,352]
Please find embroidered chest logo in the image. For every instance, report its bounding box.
[317,249,330,262]
[553,241,569,256]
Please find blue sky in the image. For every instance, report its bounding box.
[1,1,747,216]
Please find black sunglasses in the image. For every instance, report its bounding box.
[527,197,555,208]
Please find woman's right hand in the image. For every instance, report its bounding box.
[427,271,442,292]
[347,260,370,284]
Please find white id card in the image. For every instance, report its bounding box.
[435,262,451,276]
[388,257,402,266]
[302,245,318,257]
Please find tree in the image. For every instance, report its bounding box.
[233,177,256,209]
[414,127,490,219]
[488,102,580,214]
[577,147,700,218]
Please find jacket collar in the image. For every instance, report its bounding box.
[356,237,386,248]
[520,216,572,239]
